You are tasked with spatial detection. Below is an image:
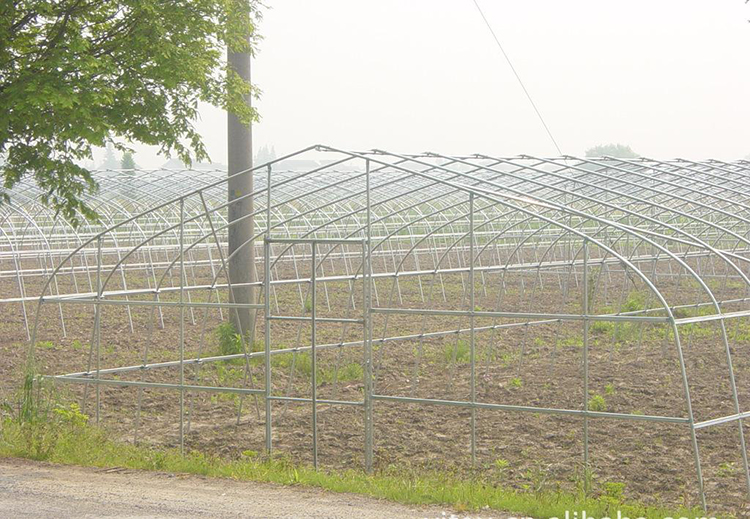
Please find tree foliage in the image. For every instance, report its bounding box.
[0,0,261,225]
[585,143,640,159]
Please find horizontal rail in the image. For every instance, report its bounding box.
[38,298,263,310]
[266,237,365,245]
[46,375,264,395]
[674,309,750,325]
[269,315,364,324]
[694,411,750,430]
[267,396,363,406]
[371,307,671,323]
[55,318,573,378]
[371,394,690,424]
[45,376,687,423]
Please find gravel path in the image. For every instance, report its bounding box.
[0,457,461,518]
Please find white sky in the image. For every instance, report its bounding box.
[105,1,750,168]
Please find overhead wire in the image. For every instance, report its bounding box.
[470,0,563,156]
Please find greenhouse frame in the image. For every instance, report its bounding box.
[4,146,750,510]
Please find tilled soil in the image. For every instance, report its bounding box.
[3,261,750,515]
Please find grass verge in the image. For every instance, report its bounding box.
[0,376,712,518]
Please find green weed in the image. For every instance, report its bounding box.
[443,340,470,364]
[588,393,607,412]
[215,322,244,364]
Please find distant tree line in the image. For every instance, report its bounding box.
[585,144,639,158]
[255,145,277,165]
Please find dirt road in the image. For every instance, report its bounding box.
[0,458,460,518]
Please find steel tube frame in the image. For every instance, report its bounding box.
[19,149,750,511]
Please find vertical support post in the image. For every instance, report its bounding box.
[364,159,374,473]
[94,235,102,426]
[719,318,750,498]
[264,165,272,454]
[469,193,476,465]
[582,238,589,491]
[179,197,185,455]
[670,318,706,510]
[311,244,318,470]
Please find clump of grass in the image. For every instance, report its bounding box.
[268,352,362,383]
[509,377,523,389]
[335,362,364,383]
[590,321,614,335]
[0,366,86,460]
[588,393,607,412]
[494,458,509,471]
[621,292,646,313]
[602,481,626,504]
[443,340,470,364]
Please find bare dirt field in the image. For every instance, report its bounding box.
[4,255,750,515]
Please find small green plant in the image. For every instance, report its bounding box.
[336,362,364,382]
[216,364,243,386]
[37,341,54,350]
[622,292,646,313]
[53,403,89,430]
[602,481,626,503]
[303,298,312,313]
[509,377,523,389]
[444,340,470,364]
[717,462,737,478]
[588,393,607,412]
[494,458,509,471]
[604,383,615,396]
[216,322,243,364]
[578,466,596,495]
[269,352,362,384]
[591,321,613,335]
[71,340,83,351]
[443,339,471,364]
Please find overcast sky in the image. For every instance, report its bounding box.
[107,1,750,168]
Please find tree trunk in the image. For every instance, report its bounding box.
[227,47,255,343]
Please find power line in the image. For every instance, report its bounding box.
[470,0,563,156]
